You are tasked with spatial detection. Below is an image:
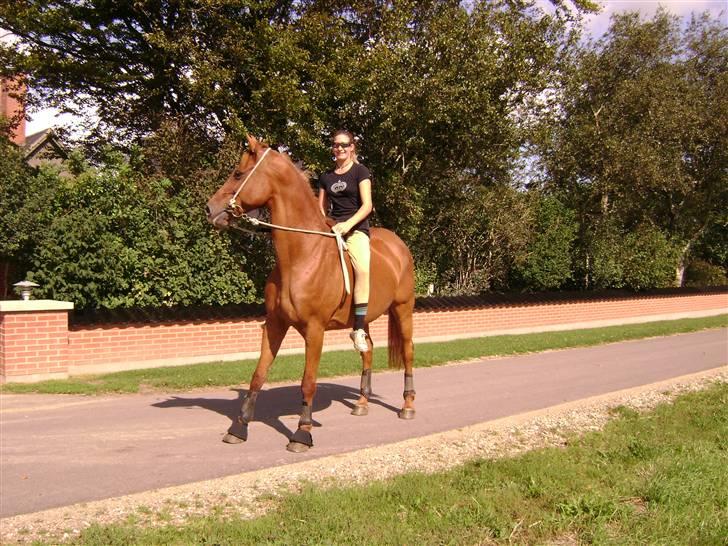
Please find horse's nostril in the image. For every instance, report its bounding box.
[205,205,211,217]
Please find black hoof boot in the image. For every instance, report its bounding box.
[286,428,313,453]
[223,417,248,443]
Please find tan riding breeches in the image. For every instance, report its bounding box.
[346,230,370,304]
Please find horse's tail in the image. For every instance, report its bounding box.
[387,308,405,370]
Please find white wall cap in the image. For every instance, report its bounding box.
[0,300,74,312]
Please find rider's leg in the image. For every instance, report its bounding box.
[347,230,371,352]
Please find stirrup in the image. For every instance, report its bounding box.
[350,329,369,352]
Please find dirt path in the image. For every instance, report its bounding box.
[1,329,726,543]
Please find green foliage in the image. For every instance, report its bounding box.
[536,10,728,286]
[692,215,728,269]
[585,219,627,289]
[0,134,35,259]
[514,195,578,291]
[2,2,724,300]
[424,181,533,294]
[684,259,728,287]
[0,134,59,292]
[585,221,680,290]
[354,1,575,253]
[413,262,437,297]
[20,149,257,309]
[620,226,681,290]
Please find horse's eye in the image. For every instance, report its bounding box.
[233,170,242,180]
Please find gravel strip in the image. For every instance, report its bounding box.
[2,367,726,544]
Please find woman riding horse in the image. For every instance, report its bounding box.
[318,129,373,353]
[206,135,416,452]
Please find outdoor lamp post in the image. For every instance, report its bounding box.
[13,280,40,301]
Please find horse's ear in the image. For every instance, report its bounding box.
[246,134,260,153]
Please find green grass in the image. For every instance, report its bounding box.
[58,380,728,545]
[3,314,726,395]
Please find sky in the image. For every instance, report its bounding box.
[19,0,728,135]
[582,0,726,37]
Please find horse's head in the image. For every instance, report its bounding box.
[206,135,276,230]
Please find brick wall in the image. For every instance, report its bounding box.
[411,292,728,341]
[1,301,73,382]
[66,290,727,376]
[2,290,726,382]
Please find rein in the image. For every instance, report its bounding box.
[225,147,351,296]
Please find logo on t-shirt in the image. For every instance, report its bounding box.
[331,180,347,193]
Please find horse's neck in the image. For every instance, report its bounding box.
[267,176,332,265]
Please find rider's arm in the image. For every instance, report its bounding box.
[318,187,328,217]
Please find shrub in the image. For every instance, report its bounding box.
[26,152,257,309]
[684,260,728,288]
[620,226,681,290]
[513,196,577,291]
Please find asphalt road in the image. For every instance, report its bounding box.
[1,329,726,518]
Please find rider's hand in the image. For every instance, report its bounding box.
[332,222,350,235]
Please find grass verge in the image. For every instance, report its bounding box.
[2,314,726,395]
[62,380,728,545]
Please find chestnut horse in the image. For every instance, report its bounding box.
[206,135,416,452]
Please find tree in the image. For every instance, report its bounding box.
[0,130,62,296]
[2,0,610,303]
[424,177,533,294]
[1,1,291,139]
[513,195,577,291]
[536,10,728,287]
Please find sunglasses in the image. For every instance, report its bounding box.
[332,142,352,149]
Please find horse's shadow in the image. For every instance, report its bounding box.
[151,382,400,440]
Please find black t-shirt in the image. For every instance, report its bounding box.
[318,163,372,235]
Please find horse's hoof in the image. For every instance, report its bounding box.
[286,441,311,453]
[351,405,369,416]
[398,408,416,420]
[222,433,245,444]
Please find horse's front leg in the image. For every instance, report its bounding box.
[286,322,325,453]
[223,314,288,444]
[351,329,373,416]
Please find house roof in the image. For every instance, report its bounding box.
[23,128,67,162]
[24,128,53,154]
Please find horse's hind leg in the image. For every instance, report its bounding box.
[223,315,288,444]
[287,322,325,453]
[351,330,374,416]
[390,300,416,419]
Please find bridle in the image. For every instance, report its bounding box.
[216,146,352,295]
[226,147,273,218]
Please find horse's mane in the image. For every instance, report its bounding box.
[281,152,314,186]
[271,149,319,202]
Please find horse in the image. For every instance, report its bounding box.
[205,135,416,452]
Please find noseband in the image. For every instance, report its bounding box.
[227,147,273,218]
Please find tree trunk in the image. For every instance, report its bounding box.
[675,263,686,287]
[676,222,709,287]
[676,240,694,287]
[2,261,9,299]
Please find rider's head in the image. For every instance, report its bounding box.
[331,129,358,164]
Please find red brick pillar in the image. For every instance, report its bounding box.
[0,77,27,146]
[0,300,73,383]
